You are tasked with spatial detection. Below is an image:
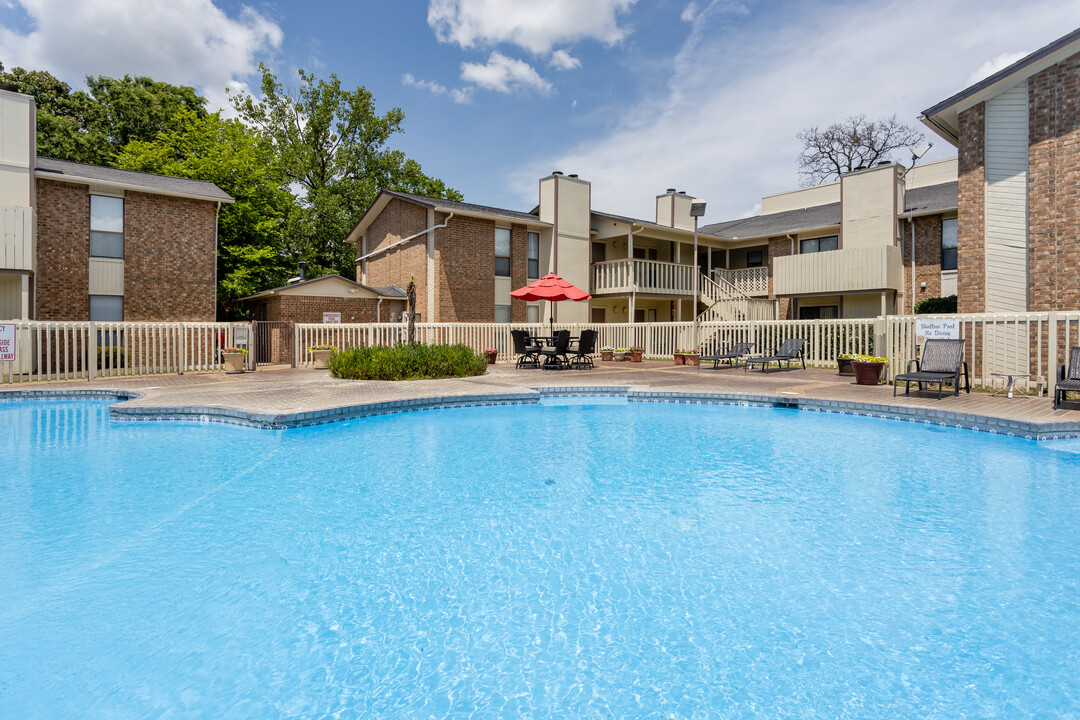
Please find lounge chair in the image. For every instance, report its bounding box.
[539,329,571,369]
[745,338,806,373]
[511,329,541,368]
[893,338,970,398]
[1054,347,1080,409]
[701,342,755,369]
[568,329,597,369]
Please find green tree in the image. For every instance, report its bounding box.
[230,64,462,278]
[0,64,107,163]
[116,110,295,319]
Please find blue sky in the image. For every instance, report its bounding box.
[1,0,1077,224]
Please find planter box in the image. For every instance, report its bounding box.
[837,357,854,376]
[851,360,886,385]
[628,352,643,363]
[312,349,333,369]
[675,353,700,366]
[224,352,246,374]
[600,351,614,361]
[614,352,630,362]
[485,351,498,365]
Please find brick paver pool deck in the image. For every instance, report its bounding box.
[5,360,1080,439]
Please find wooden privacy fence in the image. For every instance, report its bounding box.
[0,321,235,384]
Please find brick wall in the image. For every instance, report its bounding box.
[900,214,946,310]
[434,213,496,322]
[35,179,90,320]
[1028,55,1080,311]
[956,102,986,314]
[510,224,528,321]
[766,235,792,319]
[251,294,382,323]
[124,191,216,321]
[362,199,429,319]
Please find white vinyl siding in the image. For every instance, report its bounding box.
[984,83,1029,313]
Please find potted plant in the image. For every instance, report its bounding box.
[615,347,630,361]
[222,346,248,374]
[673,349,701,366]
[837,353,855,376]
[850,354,888,385]
[309,344,338,369]
[600,345,615,361]
[628,345,644,363]
[483,347,499,365]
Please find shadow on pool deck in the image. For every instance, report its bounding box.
[4,360,1080,438]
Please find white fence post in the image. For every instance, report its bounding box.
[1048,311,1058,398]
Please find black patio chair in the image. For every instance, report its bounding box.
[511,329,541,368]
[893,338,970,399]
[539,329,571,369]
[745,338,806,373]
[702,342,755,369]
[1054,347,1080,409]
[568,329,597,369]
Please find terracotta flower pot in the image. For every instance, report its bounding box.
[312,349,333,369]
[837,357,854,376]
[224,352,246,374]
[673,353,685,365]
[629,352,643,363]
[682,353,700,366]
[851,360,885,385]
[485,351,498,365]
[601,351,614,361]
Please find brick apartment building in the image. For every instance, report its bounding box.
[0,87,232,323]
[921,26,1080,314]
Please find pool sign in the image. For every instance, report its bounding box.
[233,324,249,345]
[323,312,341,324]
[915,318,960,345]
[0,323,15,362]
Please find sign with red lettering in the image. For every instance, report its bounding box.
[322,312,341,324]
[0,323,15,362]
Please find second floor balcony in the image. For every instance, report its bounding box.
[0,204,35,272]
[591,258,696,296]
[773,245,903,296]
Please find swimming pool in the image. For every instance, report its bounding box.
[2,397,1080,717]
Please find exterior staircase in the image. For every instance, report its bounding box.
[694,272,778,352]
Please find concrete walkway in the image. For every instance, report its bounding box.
[4,360,1080,438]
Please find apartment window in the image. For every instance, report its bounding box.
[90,195,124,259]
[495,228,511,276]
[799,305,838,320]
[527,232,540,278]
[800,236,838,254]
[527,305,540,323]
[495,304,511,322]
[746,250,764,268]
[941,218,958,271]
[89,295,123,321]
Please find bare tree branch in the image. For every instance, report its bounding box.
[796,114,924,186]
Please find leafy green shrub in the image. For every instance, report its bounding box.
[914,295,957,314]
[328,343,488,381]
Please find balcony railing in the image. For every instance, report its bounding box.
[591,258,695,296]
[713,266,769,296]
[773,245,904,296]
[0,205,34,272]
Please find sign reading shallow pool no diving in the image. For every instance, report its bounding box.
[0,323,15,362]
[915,318,960,345]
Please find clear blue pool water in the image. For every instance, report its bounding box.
[2,398,1080,718]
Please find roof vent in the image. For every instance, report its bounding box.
[552,170,563,176]
[877,160,890,166]
[568,174,578,178]
[666,187,676,194]
[677,190,687,195]
[853,165,866,172]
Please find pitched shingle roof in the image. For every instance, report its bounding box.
[379,189,549,225]
[35,157,233,203]
[700,181,957,240]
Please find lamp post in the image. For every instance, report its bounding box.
[689,200,707,352]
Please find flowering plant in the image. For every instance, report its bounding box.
[849,353,888,363]
[599,345,616,352]
[222,347,248,355]
[483,347,498,353]
[629,345,644,353]
[674,349,700,354]
[309,344,338,352]
[616,347,630,353]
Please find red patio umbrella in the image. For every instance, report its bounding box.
[510,273,591,334]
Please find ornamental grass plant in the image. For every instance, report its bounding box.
[327,343,488,381]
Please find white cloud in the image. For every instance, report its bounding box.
[549,49,581,71]
[428,0,636,55]
[460,51,552,94]
[403,73,449,95]
[511,0,1076,223]
[966,51,1030,86]
[680,2,699,22]
[0,0,282,111]
[450,87,474,104]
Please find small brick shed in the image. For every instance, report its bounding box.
[244,274,406,323]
